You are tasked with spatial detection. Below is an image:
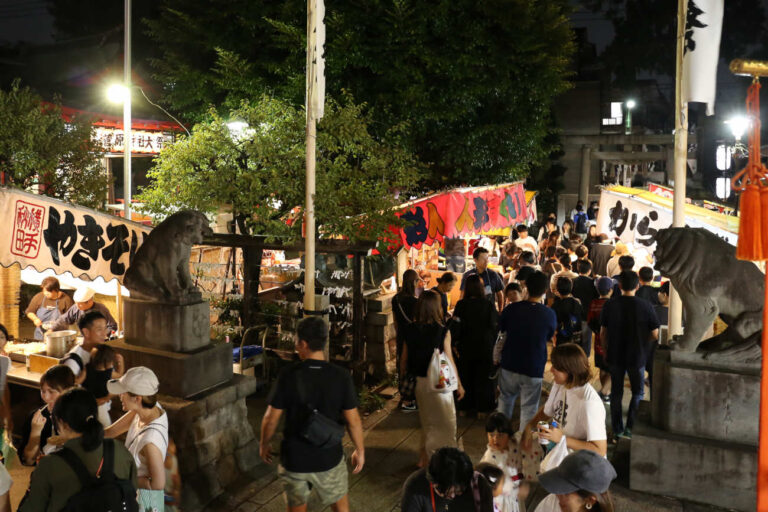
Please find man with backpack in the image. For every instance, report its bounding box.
[551,276,584,348]
[260,317,365,512]
[572,201,589,236]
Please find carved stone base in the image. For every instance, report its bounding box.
[630,349,758,511]
[110,339,232,398]
[123,297,211,353]
[161,375,261,512]
[654,348,760,443]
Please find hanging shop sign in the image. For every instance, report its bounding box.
[93,127,174,155]
[596,186,738,251]
[397,183,527,250]
[0,187,150,283]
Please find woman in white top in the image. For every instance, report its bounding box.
[522,344,607,457]
[105,366,168,496]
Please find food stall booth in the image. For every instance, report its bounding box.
[392,182,530,308]
[0,187,150,388]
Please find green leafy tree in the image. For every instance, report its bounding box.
[143,0,574,186]
[136,95,422,242]
[0,81,108,209]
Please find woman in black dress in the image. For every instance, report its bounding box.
[392,269,419,410]
[452,274,498,416]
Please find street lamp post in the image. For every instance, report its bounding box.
[625,99,636,135]
[123,0,132,221]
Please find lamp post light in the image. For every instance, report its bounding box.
[625,99,637,135]
[726,115,749,142]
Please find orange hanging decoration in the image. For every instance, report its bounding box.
[731,79,768,261]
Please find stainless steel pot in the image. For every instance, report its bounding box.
[45,330,78,358]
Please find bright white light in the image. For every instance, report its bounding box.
[107,84,130,104]
[626,99,637,110]
[610,102,623,119]
[715,144,732,171]
[226,120,253,141]
[725,116,749,141]
[716,177,731,200]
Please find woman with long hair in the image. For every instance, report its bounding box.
[19,388,137,512]
[452,274,497,416]
[401,290,464,467]
[393,269,421,410]
[522,344,607,457]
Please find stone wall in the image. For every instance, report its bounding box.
[364,293,397,379]
[162,374,260,512]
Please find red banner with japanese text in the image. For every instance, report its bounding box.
[0,187,151,283]
[397,183,527,249]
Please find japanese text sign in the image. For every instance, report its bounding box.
[596,188,737,251]
[1,187,150,282]
[93,127,173,155]
[397,183,527,249]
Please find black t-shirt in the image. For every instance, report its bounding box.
[267,359,358,473]
[572,276,597,319]
[600,296,660,368]
[18,406,57,465]
[589,243,614,277]
[452,297,497,361]
[498,301,557,378]
[460,268,504,303]
[392,294,418,340]
[401,468,494,512]
[636,285,660,306]
[405,323,447,377]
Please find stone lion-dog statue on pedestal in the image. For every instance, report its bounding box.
[654,227,764,363]
[124,210,213,303]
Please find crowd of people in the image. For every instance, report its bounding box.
[0,277,179,512]
[387,210,664,511]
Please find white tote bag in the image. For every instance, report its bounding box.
[534,438,570,512]
[427,348,458,393]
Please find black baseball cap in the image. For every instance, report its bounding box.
[538,450,617,495]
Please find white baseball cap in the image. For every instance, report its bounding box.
[107,366,160,396]
[73,286,95,303]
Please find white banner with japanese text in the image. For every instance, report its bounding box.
[0,187,150,283]
[596,188,737,253]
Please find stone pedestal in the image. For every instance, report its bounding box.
[110,339,233,398]
[123,297,211,353]
[630,348,758,510]
[161,375,261,512]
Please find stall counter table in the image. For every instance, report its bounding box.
[7,361,43,389]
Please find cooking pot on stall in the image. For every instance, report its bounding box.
[44,330,78,358]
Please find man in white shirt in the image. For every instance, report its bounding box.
[514,224,539,257]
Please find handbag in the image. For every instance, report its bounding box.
[427,348,458,394]
[295,368,346,448]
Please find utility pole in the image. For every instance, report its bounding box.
[304,0,325,317]
[123,0,132,221]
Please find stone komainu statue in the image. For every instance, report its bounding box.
[654,227,764,362]
[124,210,213,303]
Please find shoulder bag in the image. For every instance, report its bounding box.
[295,367,346,448]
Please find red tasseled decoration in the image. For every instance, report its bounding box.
[736,184,764,261]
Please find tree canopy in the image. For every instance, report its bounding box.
[144,0,575,187]
[0,81,108,209]
[136,95,422,242]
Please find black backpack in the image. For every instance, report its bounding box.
[574,211,588,234]
[56,439,139,512]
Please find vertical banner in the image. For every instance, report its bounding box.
[681,0,724,115]
[397,183,527,249]
[0,187,150,283]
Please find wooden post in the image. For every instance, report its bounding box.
[242,244,264,328]
[352,252,365,363]
[668,0,688,342]
[304,0,317,323]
